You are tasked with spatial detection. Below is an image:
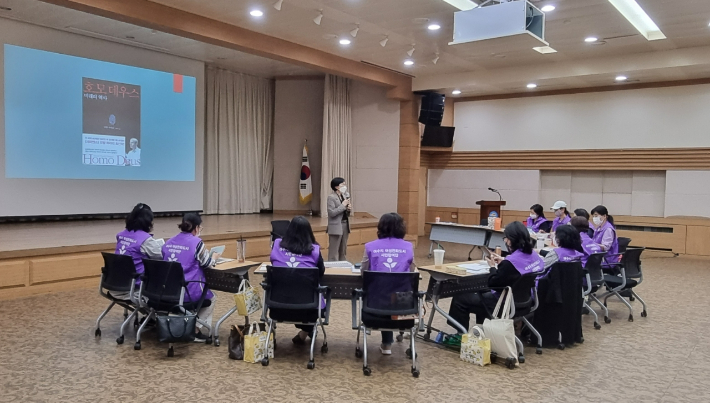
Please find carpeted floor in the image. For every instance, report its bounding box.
[1,239,709,403]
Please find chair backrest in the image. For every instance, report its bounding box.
[509,272,538,313]
[620,247,644,278]
[141,259,186,306]
[618,237,632,254]
[584,252,607,286]
[270,220,291,240]
[539,220,552,233]
[362,271,420,316]
[587,228,595,238]
[265,266,320,309]
[100,252,137,292]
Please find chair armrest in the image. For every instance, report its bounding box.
[260,282,270,290]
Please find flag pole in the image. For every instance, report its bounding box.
[305,138,313,216]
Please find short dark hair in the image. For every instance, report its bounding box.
[530,204,545,219]
[591,205,615,226]
[377,213,407,239]
[280,216,317,255]
[574,209,589,220]
[178,213,202,233]
[555,225,582,250]
[503,221,533,254]
[330,177,345,191]
[571,216,590,234]
[125,203,153,233]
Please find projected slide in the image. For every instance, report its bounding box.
[4,45,196,181]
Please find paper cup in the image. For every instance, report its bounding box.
[433,249,445,266]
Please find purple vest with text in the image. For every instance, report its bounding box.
[115,229,151,285]
[270,239,324,308]
[162,232,213,301]
[526,216,548,233]
[505,250,545,275]
[365,238,414,273]
[593,221,619,265]
[551,215,571,232]
[554,247,584,263]
[580,232,602,267]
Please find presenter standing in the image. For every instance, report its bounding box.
[326,177,351,261]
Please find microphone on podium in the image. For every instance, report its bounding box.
[488,187,503,201]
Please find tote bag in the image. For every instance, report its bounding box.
[243,323,274,363]
[234,279,262,316]
[481,287,518,365]
[460,326,491,366]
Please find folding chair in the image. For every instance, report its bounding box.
[600,247,647,322]
[270,220,290,247]
[95,252,141,345]
[260,266,331,369]
[583,252,609,328]
[352,271,425,377]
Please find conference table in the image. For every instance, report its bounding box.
[427,222,509,260]
[254,262,362,300]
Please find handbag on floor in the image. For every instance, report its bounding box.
[460,326,491,366]
[228,325,245,360]
[157,311,197,343]
[481,287,518,365]
[243,323,274,363]
[234,279,262,316]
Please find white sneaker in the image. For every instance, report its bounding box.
[380,344,392,355]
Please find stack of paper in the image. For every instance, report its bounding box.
[455,262,491,274]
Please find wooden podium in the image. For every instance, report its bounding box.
[476,200,506,220]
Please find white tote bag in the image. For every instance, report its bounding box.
[481,287,518,365]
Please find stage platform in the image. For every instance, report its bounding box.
[0,213,381,300]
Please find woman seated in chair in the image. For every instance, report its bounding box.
[269,216,325,345]
[571,216,602,267]
[360,212,415,355]
[526,204,548,233]
[448,221,544,331]
[542,225,584,270]
[162,213,221,342]
[113,203,163,300]
[591,205,619,265]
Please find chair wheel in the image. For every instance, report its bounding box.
[355,348,363,358]
[206,336,213,345]
[629,296,635,301]
[214,338,221,347]
[594,322,601,330]
[363,367,371,376]
[423,333,431,341]
[411,368,420,378]
[167,347,174,357]
[261,358,269,366]
[505,358,516,369]
[396,334,404,342]
[116,335,124,345]
[321,344,328,354]
[641,310,647,317]
[134,342,141,350]
[558,343,565,350]
[490,352,498,364]
[536,348,542,355]
[604,316,611,324]
[95,329,101,338]
[307,361,315,370]
[628,314,634,322]
[518,354,525,364]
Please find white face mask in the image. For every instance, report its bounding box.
[554,210,563,218]
[592,216,602,226]
[530,213,537,219]
[339,185,347,194]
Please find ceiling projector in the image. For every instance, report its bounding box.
[449,0,547,46]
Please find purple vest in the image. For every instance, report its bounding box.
[580,233,602,267]
[551,215,571,232]
[364,238,414,273]
[162,232,213,301]
[505,250,545,275]
[593,221,619,266]
[526,216,548,233]
[554,247,584,263]
[270,239,324,308]
[115,229,151,284]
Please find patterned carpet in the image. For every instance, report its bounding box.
[1,239,709,403]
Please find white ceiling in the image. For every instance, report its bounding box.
[3,0,710,95]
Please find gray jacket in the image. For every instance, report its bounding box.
[326,192,350,235]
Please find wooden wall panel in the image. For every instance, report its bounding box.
[30,252,104,285]
[347,229,362,247]
[0,260,29,289]
[360,228,378,244]
[686,226,710,256]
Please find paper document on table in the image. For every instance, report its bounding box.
[325,261,354,269]
[216,258,235,264]
[456,263,491,274]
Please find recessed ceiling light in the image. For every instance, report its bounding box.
[428,24,441,31]
[339,38,351,45]
[452,90,461,95]
[404,60,414,66]
[585,36,599,43]
[608,0,666,41]
[616,75,628,81]
[250,9,263,17]
[541,5,556,12]
[527,83,538,89]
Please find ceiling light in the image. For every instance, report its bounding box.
[407,46,415,57]
[616,75,628,81]
[452,90,461,95]
[607,0,666,41]
[432,54,440,64]
[350,25,359,38]
[339,38,351,45]
[441,0,478,11]
[273,0,283,11]
[533,46,557,54]
[250,9,263,17]
[541,5,555,12]
[314,11,323,25]
[585,36,598,43]
[404,60,414,66]
[428,24,441,31]
[527,83,537,89]
[380,36,389,47]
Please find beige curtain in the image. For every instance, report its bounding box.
[320,74,353,213]
[205,67,274,214]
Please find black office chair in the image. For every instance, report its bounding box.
[539,220,552,234]
[135,259,213,356]
[600,247,647,322]
[260,266,331,369]
[95,252,141,345]
[583,252,609,328]
[352,271,425,377]
[270,220,291,247]
[617,237,632,254]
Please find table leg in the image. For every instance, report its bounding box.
[429,295,467,335]
[428,241,435,258]
[424,295,438,340]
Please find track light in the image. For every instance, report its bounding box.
[350,25,359,38]
[432,54,440,64]
[273,0,283,11]
[314,11,323,25]
[407,46,415,57]
[380,36,389,47]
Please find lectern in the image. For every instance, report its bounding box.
[476,200,506,221]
